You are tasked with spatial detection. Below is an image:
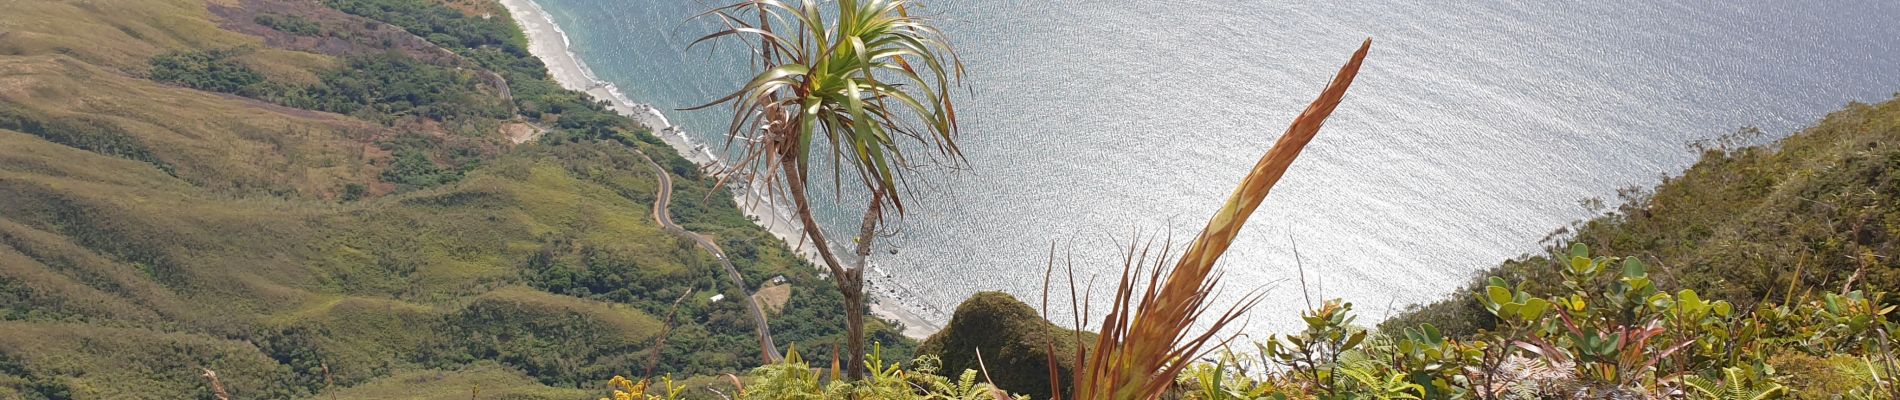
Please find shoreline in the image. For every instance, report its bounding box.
[496,0,942,340]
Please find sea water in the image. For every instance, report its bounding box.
[528,0,1900,335]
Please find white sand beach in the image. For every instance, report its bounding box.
[497,0,942,340]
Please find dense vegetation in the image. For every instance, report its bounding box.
[325,0,630,132]
[326,0,525,56]
[670,263,1891,399]
[306,52,514,123]
[149,48,270,94]
[151,48,511,127]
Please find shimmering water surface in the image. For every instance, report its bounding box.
[530,0,1900,334]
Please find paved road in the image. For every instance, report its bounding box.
[628,147,783,364]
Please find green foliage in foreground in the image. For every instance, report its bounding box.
[1163,245,1895,400]
[603,348,1019,400]
[633,245,1893,400]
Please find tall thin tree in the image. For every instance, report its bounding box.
[689,0,965,379]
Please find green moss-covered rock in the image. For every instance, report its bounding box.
[917,291,1094,399]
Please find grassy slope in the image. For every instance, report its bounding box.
[0,0,255,72]
[1385,96,1900,336]
[0,0,872,398]
[314,363,591,400]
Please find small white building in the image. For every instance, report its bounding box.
[708,294,726,303]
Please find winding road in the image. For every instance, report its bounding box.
[628,146,784,364]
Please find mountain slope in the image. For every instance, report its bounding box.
[0,0,897,398]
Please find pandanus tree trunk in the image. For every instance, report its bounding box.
[845,191,884,381]
[690,0,964,381]
[779,158,878,380]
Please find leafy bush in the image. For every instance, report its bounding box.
[325,0,526,58]
[149,48,267,94]
[307,53,511,122]
[719,349,1017,400]
[372,132,487,190]
[1173,245,1896,400]
[0,352,69,400]
[149,49,510,127]
[324,0,634,132]
[381,149,455,188]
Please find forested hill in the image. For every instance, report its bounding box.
[0,0,907,398]
[1386,95,1900,336]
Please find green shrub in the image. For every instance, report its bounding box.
[325,0,527,58]
[149,48,266,94]
[307,53,511,122]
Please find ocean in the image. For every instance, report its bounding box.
[524,0,1900,335]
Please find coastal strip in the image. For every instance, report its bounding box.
[495,0,942,340]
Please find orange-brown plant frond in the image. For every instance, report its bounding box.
[1065,38,1371,400]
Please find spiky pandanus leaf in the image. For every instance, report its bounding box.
[690,0,966,377]
[690,0,964,215]
[1066,39,1372,400]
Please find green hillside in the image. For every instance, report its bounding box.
[1386,95,1900,337]
[0,0,904,398]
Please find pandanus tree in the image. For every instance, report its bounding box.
[688,0,965,379]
